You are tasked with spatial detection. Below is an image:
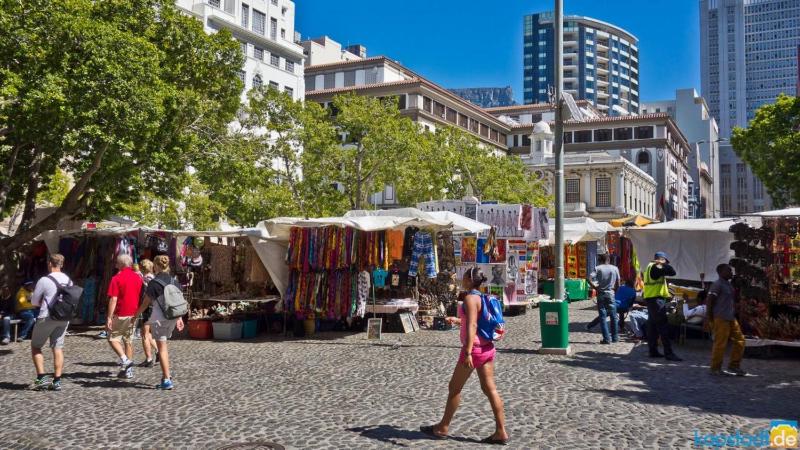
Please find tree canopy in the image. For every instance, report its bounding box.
[731,94,800,207]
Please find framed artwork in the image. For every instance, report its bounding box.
[399,312,416,333]
[461,237,477,263]
[367,318,382,340]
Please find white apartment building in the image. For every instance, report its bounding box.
[700,0,800,214]
[642,88,721,218]
[524,122,657,221]
[175,0,305,100]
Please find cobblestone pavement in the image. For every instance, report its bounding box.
[1,301,798,449]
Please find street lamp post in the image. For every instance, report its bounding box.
[695,137,727,218]
[553,0,565,304]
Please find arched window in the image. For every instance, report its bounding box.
[253,74,263,89]
[637,150,651,174]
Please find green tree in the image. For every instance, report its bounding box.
[197,88,347,225]
[0,0,242,286]
[731,94,800,207]
[120,175,226,230]
[395,125,550,207]
[324,94,423,209]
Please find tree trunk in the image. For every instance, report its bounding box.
[354,143,363,210]
[0,144,22,217]
[18,153,43,233]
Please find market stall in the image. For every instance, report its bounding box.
[539,217,615,301]
[730,210,800,346]
[254,209,483,335]
[36,227,279,339]
[419,201,550,312]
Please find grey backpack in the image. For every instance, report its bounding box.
[151,278,188,320]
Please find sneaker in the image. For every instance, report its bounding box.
[0,337,9,345]
[139,359,154,368]
[728,367,747,377]
[125,366,134,379]
[31,377,51,391]
[49,380,62,391]
[154,351,160,363]
[118,360,134,378]
[156,378,173,390]
[97,330,108,339]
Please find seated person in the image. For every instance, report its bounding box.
[626,304,649,340]
[585,279,638,331]
[1,286,15,345]
[14,280,38,340]
[681,291,707,325]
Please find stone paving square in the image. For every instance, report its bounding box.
[0,302,798,449]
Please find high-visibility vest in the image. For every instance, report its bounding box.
[642,262,670,299]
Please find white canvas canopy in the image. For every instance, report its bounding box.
[547,217,615,245]
[754,207,800,216]
[626,218,746,281]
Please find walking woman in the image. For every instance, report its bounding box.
[138,259,158,367]
[421,267,509,445]
[135,255,184,390]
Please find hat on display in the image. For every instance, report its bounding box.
[654,251,670,263]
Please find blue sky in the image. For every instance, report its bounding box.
[295,0,701,103]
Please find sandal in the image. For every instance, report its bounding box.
[419,425,447,439]
[481,436,509,446]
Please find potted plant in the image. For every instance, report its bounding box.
[211,304,243,340]
[188,308,214,340]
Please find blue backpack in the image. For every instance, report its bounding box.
[470,290,506,341]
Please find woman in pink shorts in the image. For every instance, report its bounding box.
[421,267,509,445]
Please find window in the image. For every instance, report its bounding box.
[285,86,293,97]
[241,3,249,28]
[268,81,279,90]
[596,177,611,207]
[209,0,220,7]
[253,10,266,35]
[637,151,651,174]
[446,108,457,123]
[563,132,573,144]
[270,17,278,40]
[270,54,280,67]
[237,70,246,85]
[634,126,654,139]
[594,129,612,142]
[566,179,580,204]
[254,46,264,61]
[397,94,406,110]
[271,0,278,4]
[239,41,247,56]
[574,130,592,143]
[614,127,632,140]
[753,178,764,200]
[423,96,432,112]
[285,60,294,72]
[281,29,286,39]
[252,74,262,88]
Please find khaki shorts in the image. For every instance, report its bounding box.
[31,318,69,349]
[108,316,136,343]
[149,319,177,342]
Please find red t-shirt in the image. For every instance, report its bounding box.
[107,267,143,317]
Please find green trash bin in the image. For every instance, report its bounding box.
[539,300,570,351]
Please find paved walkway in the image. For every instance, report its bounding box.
[0,302,798,449]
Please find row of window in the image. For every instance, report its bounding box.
[564,177,614,209]
[239,2,284,41]
[240,41,295,73]
[238,71,294,96]
[420,96,506,145]
[564,126,655,144]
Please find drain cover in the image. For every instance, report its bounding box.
[217,442,285,450]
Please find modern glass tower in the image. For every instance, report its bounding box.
[523,12,640,115]
[700,0,799,214]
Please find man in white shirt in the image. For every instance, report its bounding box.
[29,254,72,391]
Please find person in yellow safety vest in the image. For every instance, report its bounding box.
[642,251,682,362]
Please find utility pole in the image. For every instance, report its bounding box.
[553,0,565,302]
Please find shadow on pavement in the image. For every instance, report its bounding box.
[551,350,800,420]
[346,425,482,447]
[0,381,29,390]
[76,361,118,367]
[62,370,152,390]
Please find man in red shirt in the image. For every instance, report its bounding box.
[107,254,143,379]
